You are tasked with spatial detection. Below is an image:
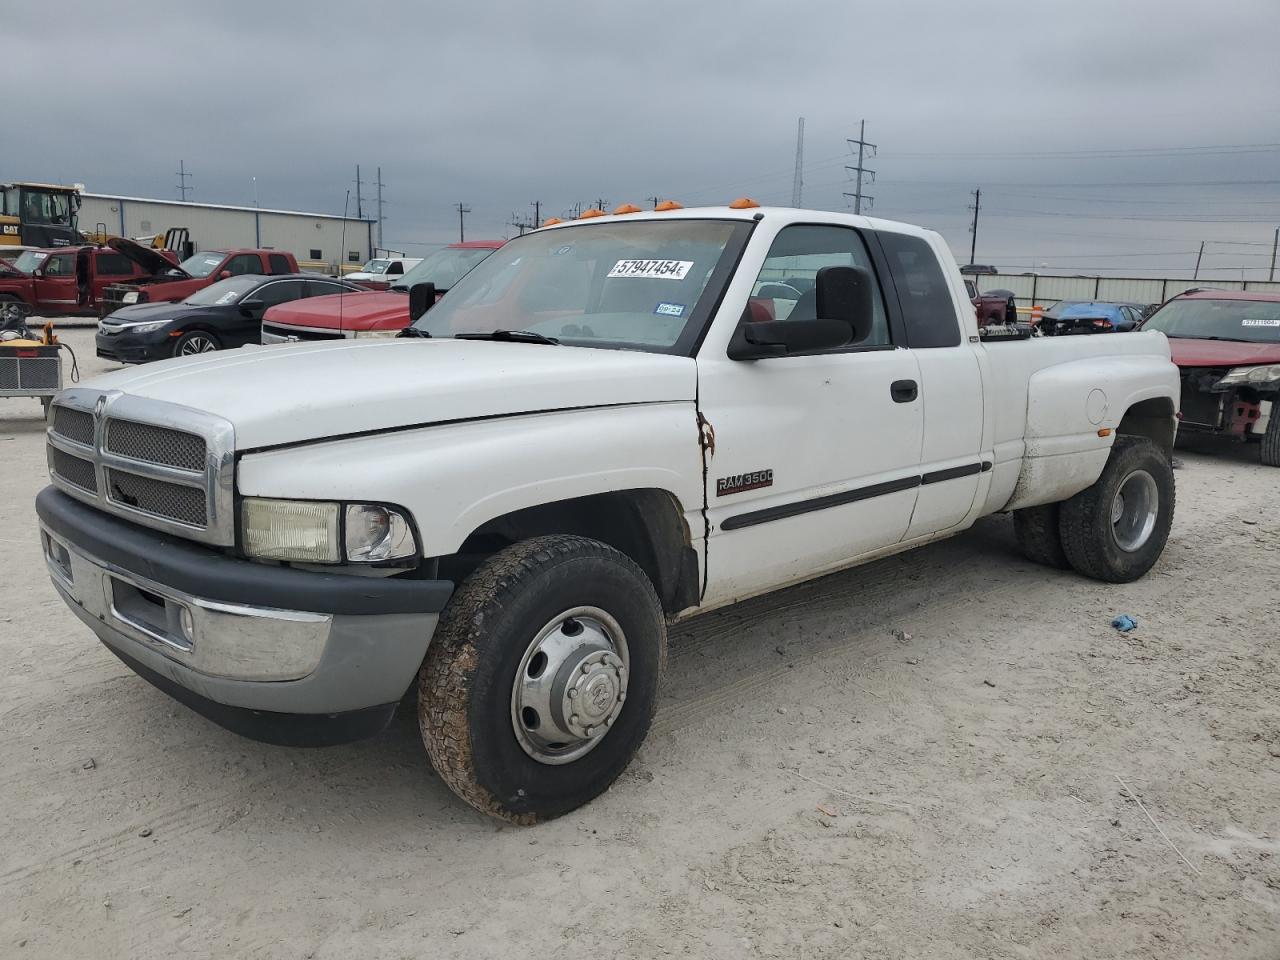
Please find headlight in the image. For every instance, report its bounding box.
[241,497,416,564]
[352,329,400,339]
[121,291,140,304]
[126,320,169,334]
[1217,364,1280,387]
[345,504,416,561]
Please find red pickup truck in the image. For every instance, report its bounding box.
[0,242,177,316]
[260,240,502,342]
[100,245,299,317]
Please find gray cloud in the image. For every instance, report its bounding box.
[5,0,1280,277]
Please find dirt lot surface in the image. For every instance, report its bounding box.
[2,329,1278,959]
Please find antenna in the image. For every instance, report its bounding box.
[354,165,364,220]
[176,160,192,201]
[791,117,805,207]
[968,188,981,265]
[339,190,350,336]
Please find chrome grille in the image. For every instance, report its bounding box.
[105,469,207,527]
[52,406,94,446]
[45,390,235,546]
[48,445,99,493]
[107,419,206,471]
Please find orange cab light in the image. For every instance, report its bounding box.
[1097,428,1113,437]
[542,217,564,227]
[729,197,760,209]
[612,203,642,215]
[578,208,606,219]
[655,200,683,211]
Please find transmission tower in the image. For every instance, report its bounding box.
[791,117,805,207]
[374,166,386,252]
[843,120,876,214]
[176,160,192,201]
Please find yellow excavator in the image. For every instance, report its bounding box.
[0,182,85,251]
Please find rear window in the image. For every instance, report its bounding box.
[95,252,135,276]
[878,232,960,348]
[267,254,292,274]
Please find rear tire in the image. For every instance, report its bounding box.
[1059,437,1174,583]
[419,535,666,823]
[1013,503,1069,569]
[1261,405,1280,467]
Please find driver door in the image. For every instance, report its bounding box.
[697,224,924,605]
[33,252,77,312]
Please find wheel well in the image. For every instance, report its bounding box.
[1117,396,1176,455]
[439,489,699,616]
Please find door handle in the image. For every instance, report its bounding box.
[890,379,918,403]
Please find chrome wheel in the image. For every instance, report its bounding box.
[179,335,218,355]
[1110,469,1158,552]
[510,606,629,765]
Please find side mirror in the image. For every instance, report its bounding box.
[239,298,265,318]
[727,266,874,360]
[218,270,231,280]
[408,282,436,323]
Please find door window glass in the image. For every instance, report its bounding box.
[225,254,261,276]
[43,254,75,277]
[745,225,890,347]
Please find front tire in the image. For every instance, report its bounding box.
[419,535,666,823]
[1059,437,1174,583]
[172,330,220,357]
[1261,405,1280,467]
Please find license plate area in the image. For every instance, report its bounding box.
[43,531,74,587]
[107,575,195,653]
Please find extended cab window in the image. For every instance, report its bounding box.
[878,232,960,348]
[267,254,292,274]
[744,224,890,347]
[225,254,261,276]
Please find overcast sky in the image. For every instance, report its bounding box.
[7,1,1280,277]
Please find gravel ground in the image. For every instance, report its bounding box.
[2,330,1278,959]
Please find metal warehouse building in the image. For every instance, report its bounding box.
[77,193,375,272]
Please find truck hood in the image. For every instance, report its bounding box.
[82,339,697,449]
[107,237,185,278]
[1167,337,1280,369]
[262,290,407,331]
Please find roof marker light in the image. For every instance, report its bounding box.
[729,197,760,209]
[655,200,683,211]
[612,203,642,215]
[578,208,606,219]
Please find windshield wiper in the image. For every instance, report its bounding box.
[396,327,432,338]
[455,329,560,345]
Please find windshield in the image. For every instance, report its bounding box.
[1143,298,1280,343]
[184,275,261,306]
[13,250,48,273]
[179,251,227,278]
[360,259,392,275]
[21,188,75,227]
[393,246,498,291]
[409,219,750,354]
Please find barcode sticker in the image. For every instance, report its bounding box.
[607,259,693,280]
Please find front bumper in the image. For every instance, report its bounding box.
[95,329,170,364]
[37,487,452,745]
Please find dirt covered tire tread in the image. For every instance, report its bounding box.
[1013,503,1069,569]
[1261,408,1280,467]
[419,535,665,824]
[1059,436,1175,583]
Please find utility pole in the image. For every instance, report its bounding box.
[1270,228,1278,281]
[791,117,805,207]
[375,166,386,253]
[843,120,876,214]
[354,165,364,220]
[176,160,192,201]
[594,198,609,213]
[647,196,663,210]
[455,202,471,242]
[968,188,981,265]
[1194,241,1205,280]
[532,200,541,228]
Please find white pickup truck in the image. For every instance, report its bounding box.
[38,205,1180,822]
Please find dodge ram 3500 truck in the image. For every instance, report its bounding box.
[37,205,1180,823]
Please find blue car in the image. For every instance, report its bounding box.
[1042,300,1150,335]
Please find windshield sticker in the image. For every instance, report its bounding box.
[552,244,574,256]
[1242,318,1280,327]
[215,291,239,304]
[654,302,685,317]
[607,259,694,280]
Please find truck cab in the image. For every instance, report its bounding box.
[100,247,299,316]
[0,181,84,250]
[38,204,1179,824]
